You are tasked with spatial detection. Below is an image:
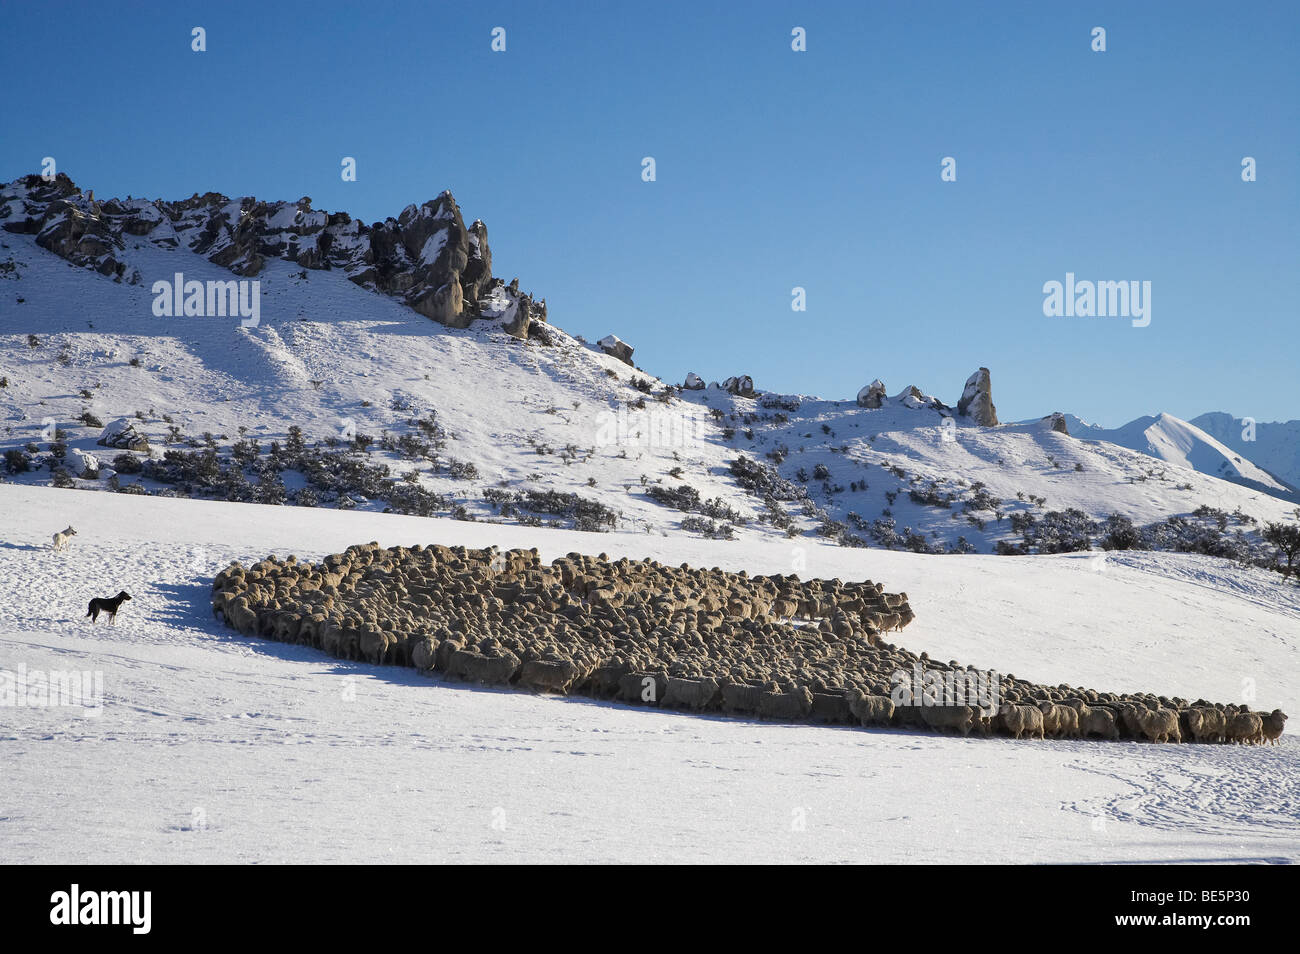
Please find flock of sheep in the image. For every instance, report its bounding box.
[210,542,1287,745]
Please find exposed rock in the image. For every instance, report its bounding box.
[957,367,998,426]
[97,418,150,452]
[599,334,634,365]
[502,293,532,340]
[1044,411,1069,435]
[0,173,541,333]
[69,448,101,477]
[722,375,756,398]
[462,219,492,313]
[856,379,887,408]
[893,385,947,410]
[683,372,705,390]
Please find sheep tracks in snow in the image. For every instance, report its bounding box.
[210,543,1285,744]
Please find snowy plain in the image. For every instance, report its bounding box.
[1,484,1296,864]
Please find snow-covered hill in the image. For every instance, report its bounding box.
[2,174,1297,562]
[1,484,1295,863]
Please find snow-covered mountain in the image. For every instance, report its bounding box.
[3,174,1297,560]
[1191,412,1300,493]
[1058,412,1297,502]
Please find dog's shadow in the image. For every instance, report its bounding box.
[0,542,48,553]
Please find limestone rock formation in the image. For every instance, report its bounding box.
[856,379,887,408]
[1044,411,1069,435]
[599,334,634,365]
[722,375,756,397]
[0,173,542,332]
[97,418,150,452]
[957,367,998,426]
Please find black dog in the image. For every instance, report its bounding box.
[87,590,132,624]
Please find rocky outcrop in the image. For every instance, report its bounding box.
[0,174,134,281]
[722,375,756,398]
[856,379,887,408]
[683,372,705,390]
[599,334,634,365]
[0,173,542,332]
[893,385,948,411]
[957,367,998,426]
[1044,411,1069,435]
[97,418,150,452]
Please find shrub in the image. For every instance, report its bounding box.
[1099,514,1142,551]
[447,458,479,480]
[3,448,30,473]
[729,455,806,501]
[113,453,143,474]
[1262,520,1300,579]
[680,515,735,540]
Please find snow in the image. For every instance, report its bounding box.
[1,483,1296,863]
[419,230,448,264]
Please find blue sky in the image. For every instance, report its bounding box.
[2,0,1296,426]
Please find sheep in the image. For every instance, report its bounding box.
[223,598,259,636]
[1078,705,1120,740]
[204,544,1273,748]
[721,681,765,715]
[51,526,77,552]
[411,637,438,671]
[359,626,394,665]
[998,704,1045,740]
[809,692,854,725]
[446,649,520,685]
[1222,710,1261,744]
[920,704,975,736]
[757,686,813,720]
[1182,706,1224,744]
[518,659,583,694]
[662,677,721,710]
[618,673,666,705]
[1125,706,1181,743]
[1039,702,1080,739]
[842,696,894,733]
[1259,710,1288,745]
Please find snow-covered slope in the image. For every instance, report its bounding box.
[1,484,1296,864]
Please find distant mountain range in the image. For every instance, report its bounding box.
[1058,413,1298,503]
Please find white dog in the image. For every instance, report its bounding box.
[52,526,77,552]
